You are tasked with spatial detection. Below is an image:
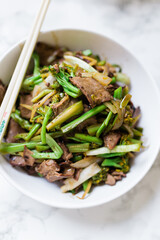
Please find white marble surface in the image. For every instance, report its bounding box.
[0,0,160,239]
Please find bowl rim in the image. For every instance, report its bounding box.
[0,28,160,209]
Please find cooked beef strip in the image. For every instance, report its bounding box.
[111,171,126,177]
[52,94,70,116]
[0,79,6,105]
[74,168,82,181]
[24,166,37,175]
[70,77,112,108]
[36,160,74,182]
[10,156,26,167]
[35,42,65,66]
[19,93,32,119]
[58,142,73,162]
[104,131,121,150]
[6,119,26,143]
[23,146,35,166]
[105,174,116,186]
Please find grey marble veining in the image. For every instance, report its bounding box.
[0,0,160,239]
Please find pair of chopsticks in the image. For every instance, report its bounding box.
[0,0,50,143]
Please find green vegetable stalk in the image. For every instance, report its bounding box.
[66,143,90,153]
[11,110,32,131]
[75,133,103,146]
[96,111,113,138]
[25,123,41,141]
[41,108,53,144]
[61,104,106,133]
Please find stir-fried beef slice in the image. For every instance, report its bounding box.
[19,93,32,119]
[104,131,121,150]
[76,116,97,132]
[6,119,26,143]
[10,156,26,167]
[0,79,6,105]
[35,42,65,66]
[23,146,35,166]
[24,166,37,175]
[112,171,126,177]
[70,77,112,107]
[36,160,64,182]
[58,142,73,162]
[105,174,116,186]
[52,94,70,116]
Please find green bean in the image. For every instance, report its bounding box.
[31,131,63,141]
[46,134,63,158]
[36,145,50,152]
[25,123,41,141]
[101,157,122,168]
[66,137,88,143]
[41,108,53,144]
[96,111,113,138]
[61,104,106,134]
[11,110,32,131]
[75,133,103,146]
[0,142,43,154]
[66,143,90,153]
[32,150,61,159]
[98,152,126,158]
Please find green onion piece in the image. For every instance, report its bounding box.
[120,94,132,109]
[22,75,41,89]
[0,142,43,154]
[67,143,90,153]
[97,60,106,66]
[36,145,50,152]
[14,133,29,140]
[32,52,40,76]
[46,134,63,158]
[101,158,122,168]
[61,104,106,134]
[87,124,102,136]
[132,128,143,137]
[96,111,113,138]
[63,87,82,98]
[47,101,83,130]
[98,152,126,158]
[75,133,103,146]
[127,138,143,144]
[32,89,52,103]
[11,110,32,131]
[41,108,53,144]
[122,86,129,97]
[86,143,141,156]
[25,123,41,141]
[82,49,92,56]
[116,73,130,85]
[114,87,122,99]
[110,77,116,84]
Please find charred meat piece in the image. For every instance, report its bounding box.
[104,131,121,150]
[70,77,112,108]
[35,42,65,66]
[0,79,6,105]
[10,156,26,167]
[105,174,116,186]
[19,93,32,119]
[6,119,26,143]
[23,146,35,166]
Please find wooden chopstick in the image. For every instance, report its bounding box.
[0,0,50,143]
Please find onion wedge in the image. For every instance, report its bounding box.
[61,163,101,193]
[71,156,102,169]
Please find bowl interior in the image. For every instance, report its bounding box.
[0,29,160,208]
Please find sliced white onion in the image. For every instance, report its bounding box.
[104,102,117,114]
[86,143,141,156]
[44,74,56,86]
[71,157,102,169]
[61,163,101,193]
[64,55,97,73]
[32,81,48,97]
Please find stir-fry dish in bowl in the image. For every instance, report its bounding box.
[0,43,143,198]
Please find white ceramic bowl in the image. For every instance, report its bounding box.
[0,29,160,209]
